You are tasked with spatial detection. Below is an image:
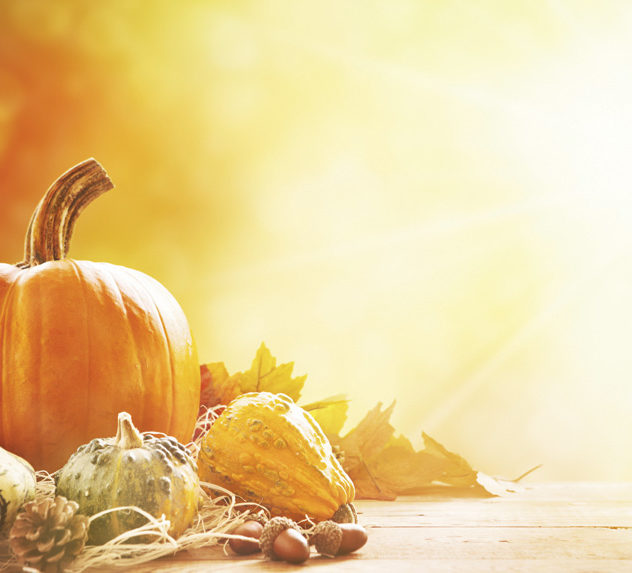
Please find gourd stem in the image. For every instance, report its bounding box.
[115,412,144,449]
[17,158,114,268]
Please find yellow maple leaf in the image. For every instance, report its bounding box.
[229,343,306,401]
[330,402,514,500]
[334,402,397,472]
[199,343,307,408]
[198,348,525,500]
[419,432,478,487]
[302,394,349,435]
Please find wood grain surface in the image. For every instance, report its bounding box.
[118,483,632,572]
[3,483,631,571]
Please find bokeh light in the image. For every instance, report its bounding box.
[2,1,632,480]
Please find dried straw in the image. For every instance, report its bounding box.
[66,482,250,572]
[1,407,264,571]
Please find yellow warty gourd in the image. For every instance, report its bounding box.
[198,392,355,522]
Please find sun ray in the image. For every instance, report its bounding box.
[273,37,526,117]
[205,189,612,288]
[419,234,632,434]
[546,0,594,37]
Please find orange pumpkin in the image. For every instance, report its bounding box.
[0,159,200,472]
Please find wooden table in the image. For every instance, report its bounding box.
[132,483,632,572]
[3,483,631,571]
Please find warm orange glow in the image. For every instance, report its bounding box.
[1,2,632,480]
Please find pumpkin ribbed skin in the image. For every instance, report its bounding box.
[0,260,200,472]
[0,160,200,472]
[56,412,201,544]
[198,392,355,522]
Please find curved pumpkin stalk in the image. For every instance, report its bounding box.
[17,158,114,268]
[2,159,200,473]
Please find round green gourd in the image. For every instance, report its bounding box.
[55,412,200,544]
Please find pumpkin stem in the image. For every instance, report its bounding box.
[115,412,144,449]
[17,158,114,268]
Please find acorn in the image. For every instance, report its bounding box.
[311,521,368,557]
[260,516,310,564]
[332,503,358,524]
[229,520,263,555]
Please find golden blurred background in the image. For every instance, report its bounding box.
[1,1,631,481]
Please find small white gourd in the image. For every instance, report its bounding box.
[0,446,37,535]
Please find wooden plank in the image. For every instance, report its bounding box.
[111,559,632,573]
[124,525,632,568]
[361,525,632,560]
[357,500,632,527]
[2,483,632,572]
[355,483,632,528]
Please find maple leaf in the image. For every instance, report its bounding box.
[331,402,515,500]
[199,343,307,410]
[475,472,525,495]
[302,394,349,435]
[199,362,239,409]
[419,432,478,487]
[231,342,306,401]
[197,348,523,500]
[364,434,457,497]
[334,402,396,468]
[328,401,398,499]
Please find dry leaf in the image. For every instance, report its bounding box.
[230,342,306,401]
[419,432,478,487]
[302,394,349,436]
[335,401,397,469]
[199,343,307,410]
[199,362,238,409]
[364,435,459,497]
[329,402,515,500]
[475,472,525,496]
[197,349,522,501]
[327,402,397,499]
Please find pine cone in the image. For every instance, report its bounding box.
[9,495,89,573]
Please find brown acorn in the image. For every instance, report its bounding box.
[311,521,368,557]
[260,516,310,564]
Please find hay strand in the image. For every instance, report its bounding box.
[66,482,251,571]
[0,409,262,572]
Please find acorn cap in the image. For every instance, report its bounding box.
[244,510,269,526]
[311,520,343,557]
[332,503,358,524]
[259,516,300,559]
